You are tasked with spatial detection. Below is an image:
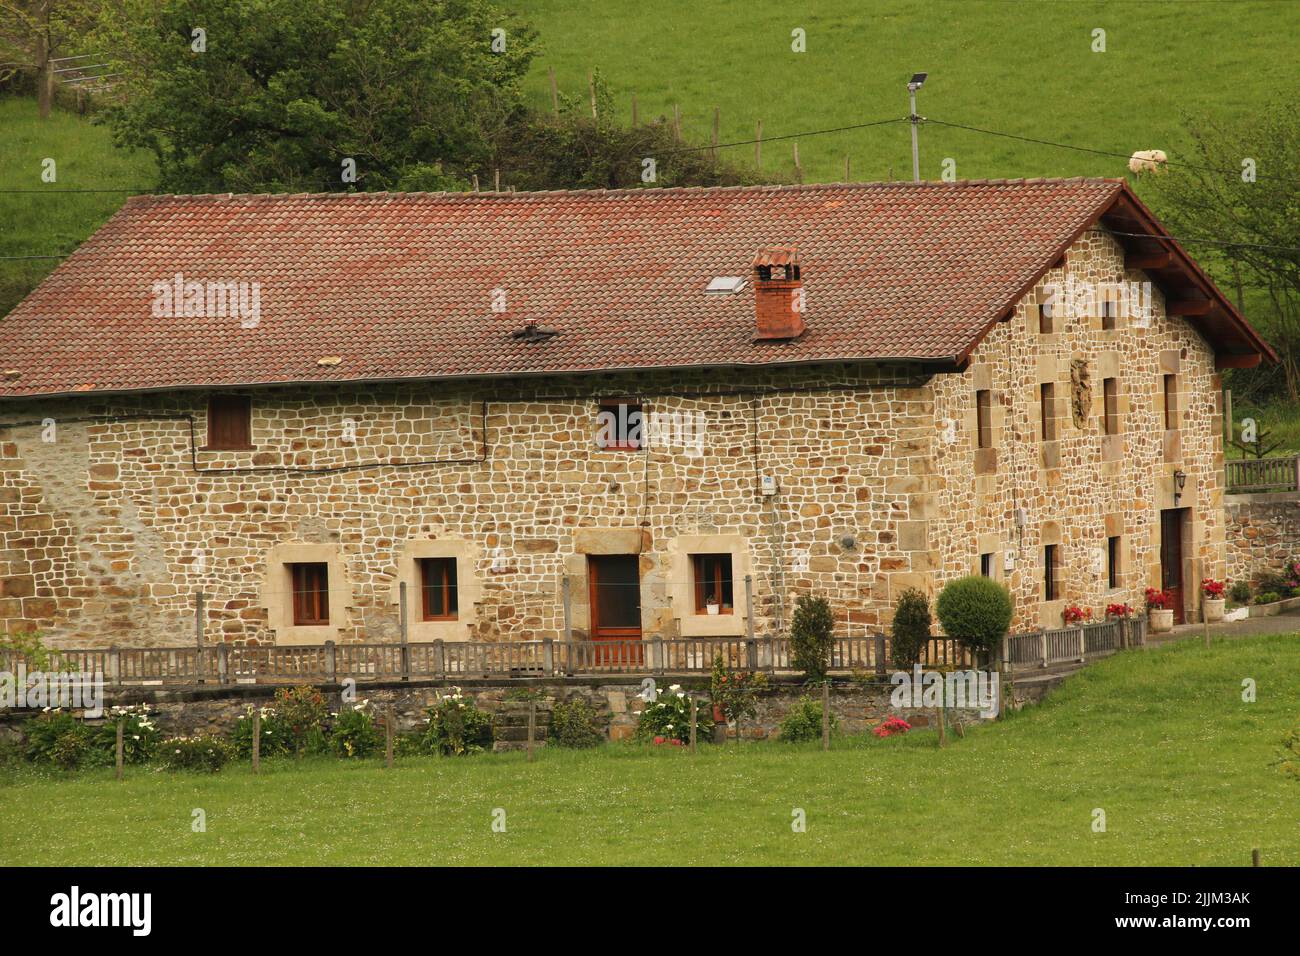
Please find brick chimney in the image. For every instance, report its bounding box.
[752,246,805,340]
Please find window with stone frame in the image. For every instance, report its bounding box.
[290,562,329,626]
[596,399,643,450]
[975,389,992,449]
[1102,377,1120,435]
[419,557,458,621]
[1038,302,1054,335]
[1101,296,1119,331]
[692,554,734,614]
[1162,374,1178,430]
[980,552,995,578]
[205,394,252,450]
[1107,535,1122,590]
[1043,544,1061,602]
[1040,382,1056,442]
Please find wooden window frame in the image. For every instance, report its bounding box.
[1044,544,1060,602]
[691,553,734,614]
[1103,377,1119,435]
[204,394,253,451]
[1107,535,1121,590]
[1163,374,1178,430]
[1040,382,1056,442]
[975,389,992,450]
[597,399,643,451]
[290,562,329,626]
[419,557,458,622]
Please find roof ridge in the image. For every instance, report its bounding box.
[124,178,1124,204]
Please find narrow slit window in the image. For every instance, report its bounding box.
[1044,545,1060,602]
[692,554,734,614]
[1040,383,1056,442]
[419,557,458,621]
[976,390,992,449]
[1038,302,1054,335]
[1107,535,1121,590]
[290,562,329,626]
[1101,297,1118,331]
[980,553,994,578]
[1163,374,1178,430]
[1103,378,1119,435]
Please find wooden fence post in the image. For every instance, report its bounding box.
[194,591,206,683]
[652,637,665,674]
[1252,847,1261,867]
[252,708,261,774]
[631,92,638,126]
[821,681,830,751]
[1077,626,1086,662]
[745,574,754,643]
[793,142,802,183]
[844,154,851,181]
[937,699,947,748]
[433,639,446,679]
[548,66,558,114]
[109,645,121,686]
[562,575,573,642]
[1040,630,1049,668]
[324,640,337,684]
[216,643,228,684]
[542,637,554,676]
[115,720,124,781]
[712,106,719,159]
[527,701,536,763]
[875,632,887,675]
[672,103,681,141]
[399,581,410,681]
[588,71,597,119]
[386,703,395,769]
[754,120,762,168]
[689,696,697,753]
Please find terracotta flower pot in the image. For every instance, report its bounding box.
[1149,608,1174,633]
[712,705,726,723]
[1203,598,1225,623]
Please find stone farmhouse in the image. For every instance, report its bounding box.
[0,180,1276,651]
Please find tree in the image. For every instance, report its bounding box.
[0,0,99,118]
[790,594,834,683]
[890,587,931,668]
[1137,98,1300,404]
[97,0,537,192]
[934,576,1013,655]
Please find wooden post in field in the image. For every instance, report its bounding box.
[115,720,124,781]
[385,703,395,769]
[793,142,802,183]
[548,66,558,114]
[1252,847,1261,867]
[252,707,261,774]
[588,71,597,119]
[937,700,947,748]
[527,701,536,762]
[844,155,851,181]
[1203,591,1211,649]
[689,696,697,753]
[712,106,719,159]
[672,104,681,141]
[472,174,480,192]
[755,120,762,169]
[821,681,830,751]
[631,92,638,126]
[493,168,500,192]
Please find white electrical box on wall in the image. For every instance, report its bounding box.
[1003,552,1015,572]
[760,475,778,496]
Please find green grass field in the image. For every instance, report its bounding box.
[2,632,1297,866]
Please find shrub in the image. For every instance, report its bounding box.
[231,705,294,759]
[1229,580,1252,605]
[1255,570,1296,598]
[273,686,329,754]
[935,576,1013,652]
[1105,603,1135,619]
[99,704,163,764]
[1062,605,1092,625]
[422,689,493,756]
[1255,591,1282,605]
[157,735,234,772]
[331,700,384,759]
[890,588,931,668]
[790,594,835,682]
[0,630,55,670]
[550,697,606,749]
[778,696,837,743]
[872,716,911,738]
[23,710,112,769]
[710,654,769,723]
[23,709,84,764]
[636,684,711,743]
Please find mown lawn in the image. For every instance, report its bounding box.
[2,632,1296,866]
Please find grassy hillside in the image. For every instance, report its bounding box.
[512,0,1296,184]
[0,97,157,317]
[2,632,1297,865]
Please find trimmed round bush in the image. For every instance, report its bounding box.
[935,576,1013,652]
[890,587,931,667]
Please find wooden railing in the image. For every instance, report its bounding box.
[1225,455,1300,494]
[1,619,1143,687]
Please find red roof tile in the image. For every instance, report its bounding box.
[0,178,1263,399]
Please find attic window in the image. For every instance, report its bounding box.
[705,276,748,295]
[205,394,252,450]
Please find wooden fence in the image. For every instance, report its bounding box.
[1,619,1142,687]
[1225,455,1300,494]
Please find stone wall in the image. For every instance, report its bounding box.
[0,676,998,747]
[1224,492,1300,584]
[930,230,1226,630]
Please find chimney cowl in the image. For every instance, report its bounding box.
[751,246,805,341]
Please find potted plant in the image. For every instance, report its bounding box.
[1200,578,1226,623]
[704,591,720,615]
[1062,605,1092,626]
[1145,587,1174,633]
[710,654,768,726]
[1105,602,1134,620]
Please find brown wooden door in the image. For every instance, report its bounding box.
[1160,508,1186,624]
[587,555,643,666]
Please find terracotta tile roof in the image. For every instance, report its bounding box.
[0,178,1248,399]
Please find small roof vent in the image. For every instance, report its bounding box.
[705,276,748,296]
[511,320,560,342]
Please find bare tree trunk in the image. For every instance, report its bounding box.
[35,0,53,119]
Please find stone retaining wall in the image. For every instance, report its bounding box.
[1224,492,1300,584]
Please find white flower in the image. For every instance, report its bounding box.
[132,735,140,741]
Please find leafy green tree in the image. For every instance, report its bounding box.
[890,587,931,668]
[98,0,536,192]
[790,594,834,683]
[1138,99,1300,404]
[934,576,1012,654]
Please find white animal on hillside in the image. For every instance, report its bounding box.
[1128,149,1168,174]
